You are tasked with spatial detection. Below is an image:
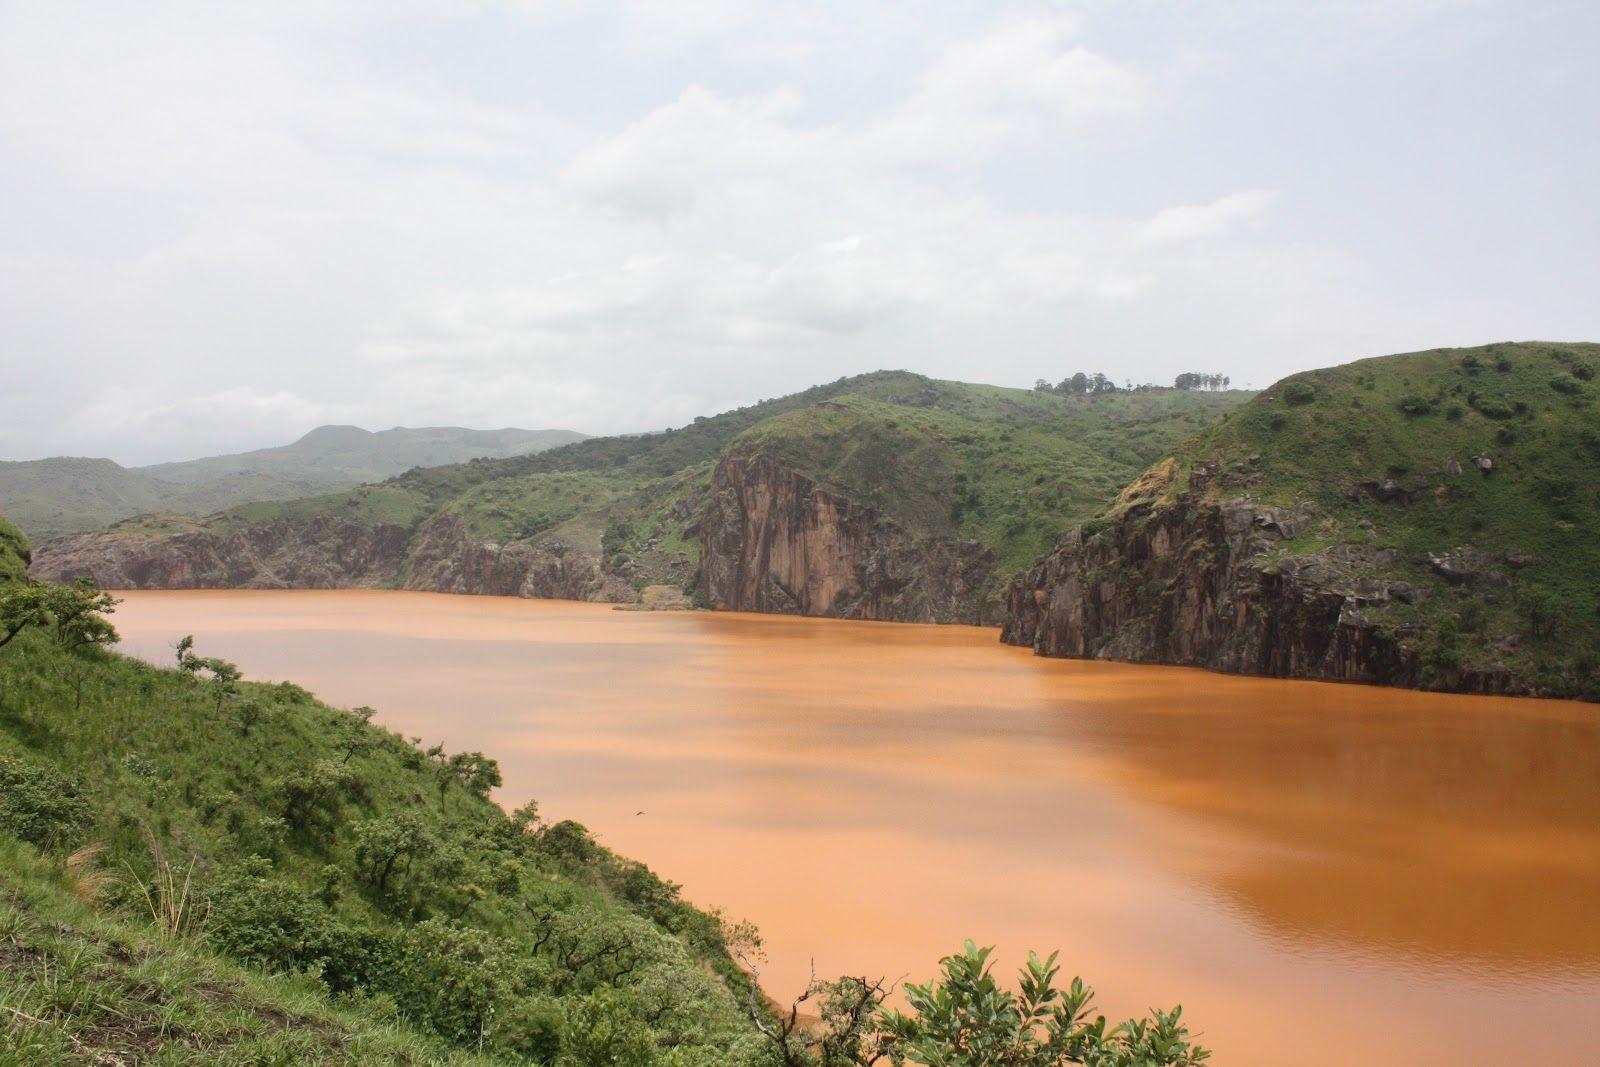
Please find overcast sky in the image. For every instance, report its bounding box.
[2,1,1596,464]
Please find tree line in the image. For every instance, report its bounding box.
[1033,371,1233,396]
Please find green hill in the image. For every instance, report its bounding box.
[31,373,1249,623]
[1004,341,1600,699]
[0,526,765,1063]
[1,427,587,542]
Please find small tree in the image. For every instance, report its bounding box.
[176,638,243,714]
[449,751,503,801]
[0,580,119,653]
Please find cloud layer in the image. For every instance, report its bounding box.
[1,1,1594,463]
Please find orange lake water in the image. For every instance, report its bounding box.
[107,589,1600,1066]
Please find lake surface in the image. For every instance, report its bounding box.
[109,590,1600,1066]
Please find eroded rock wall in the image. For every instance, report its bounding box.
[697,450,996,622]
[1001,490,1427,688]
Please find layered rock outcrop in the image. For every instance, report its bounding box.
[1001,474,1427,688]
[33,517,412,590]
[697,449,997,623]
[32,513,627,603]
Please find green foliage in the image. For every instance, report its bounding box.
[0,514,29,581]
[1281,381,1317,406]
[754,941,1208,1067]
[207,857,377,992]
[0,578,119,653]
[882,942,1207,1067]
[0,753,93,847]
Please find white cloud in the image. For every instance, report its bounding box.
[0,1,1590,464]
[1141,189,1282,244]
[870,17,1152,163]
[567,86,828,219]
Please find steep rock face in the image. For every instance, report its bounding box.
[1002,484,1428,688]
[401,513,627,602]
[698,450,996,623]
[33,517,412,590]
[31,512,637,603]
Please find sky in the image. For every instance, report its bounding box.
[1,1,1596,464]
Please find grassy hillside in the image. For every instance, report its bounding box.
[0,556,767,1062]
[210,372,1246,591]
[2,427,586,542]
[1109,341,1600,695]
[729,384,1246,575]
[0,515,29,582]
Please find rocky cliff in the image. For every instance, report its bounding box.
[33,512,630,603]
[1002,461,1430,689]
[697,449,997,623]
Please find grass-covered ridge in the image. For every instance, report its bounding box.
[0,580,766,1062]
[1113,341,1600,695]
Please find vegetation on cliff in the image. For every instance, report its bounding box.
[1,522,1207,1063]
[1,426,586,542]
[33,373,1248,623]
[1006,342,1600,699]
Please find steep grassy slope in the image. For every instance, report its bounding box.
[2,427,585,542]
[32,373,1248,622]
[0,514,28,582]
[1005,342,1600,698]
[0,524,769,1062]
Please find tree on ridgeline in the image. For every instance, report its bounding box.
[1174,372,1232,391]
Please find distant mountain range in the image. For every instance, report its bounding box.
[0,426,587,540]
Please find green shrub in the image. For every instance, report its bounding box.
[1468,393,1516,419]
[0,754,92,847]
[1398,394,1432,416]
[1551,374,1583,396]
[1282,381,1316,406]
[207,857,380,992]
[387,919,536,1044]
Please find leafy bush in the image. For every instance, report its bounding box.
[1282,381,1316,406]
[207,857,380,992]
[0,754,92,847]
[1398,394,1433,416]
[761,941,1209,1066]
[1468,392,1517,419]
[1551,374,1583,396]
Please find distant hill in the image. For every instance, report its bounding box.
[1003,341,1600,699]
[0,426,586,540]
[32,372,1249,623]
